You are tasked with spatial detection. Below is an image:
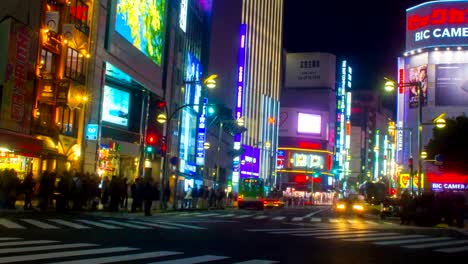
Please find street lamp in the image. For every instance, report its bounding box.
[384,78,447,195]
[156,74,218,209]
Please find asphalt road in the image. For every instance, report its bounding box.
[1,206,468,263]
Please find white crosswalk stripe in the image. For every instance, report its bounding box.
[0,247,137,263]
[246,226,468,254]
[48,219,91,229]
[291,217,303,221]
[216,213,235,218]
[100,219,152,229]
[147,255,229,264]
[271,216,286,221]
[253,215,269,220]
[310,217,322,222]
[0,240,57,247]
[196,213,219,217]
[0,237,277,263]
[129,220,180,229]
[344,234,426,242]
[49,251,183,264]
[234,260,279,264]
[235,215,253,219]
[152,221,208,230]
[0,218,25,229]
[21,219,59,229]
[374,237,451,246]
[403,239,468,249]
[75,219,122,229]
[0,243,96,254]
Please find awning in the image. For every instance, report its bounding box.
[0,129,43,157]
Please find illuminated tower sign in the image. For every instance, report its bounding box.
[335,60,352,181]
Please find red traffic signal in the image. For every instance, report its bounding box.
[147,134,157,145]
[408,158,413,166]
[156,100,167,109]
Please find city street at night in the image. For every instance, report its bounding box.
[1,207,468,263]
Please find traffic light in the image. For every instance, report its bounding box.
[156,100,167,109]
[207,106,215,115]
[146,134,157,145]
[146,146,153,153]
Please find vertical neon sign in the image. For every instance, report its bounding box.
[232,24,247,188]
[196,97,207,166]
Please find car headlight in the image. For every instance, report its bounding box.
[336,203,346,210]
[353,204,364,211]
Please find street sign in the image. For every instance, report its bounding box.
[85,124,98,140]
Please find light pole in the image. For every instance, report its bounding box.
[384,79,446,196]
[156,75,218,209]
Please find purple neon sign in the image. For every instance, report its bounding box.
[234,24,247,143]
[240,145,260,177]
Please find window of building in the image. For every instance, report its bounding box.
[70,0,88,25]
[56,106,79,137]
[65,47,85,83]
[40,49,56,74]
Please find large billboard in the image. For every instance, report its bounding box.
[285,53,336,88]
[408,64,428,108]
[239,145,260,177]
[115,0,165,65]
[102,86,130,127]
[406,1,468,51]
[435,63,468,106]
[279,107,326,140]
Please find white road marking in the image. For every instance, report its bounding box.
[100,220,152,229]
[153,221,207,230]
[291,217,303,222]
[0,247,137,263]
[435,245,468,253]
[48,219,91,229]
[216,214,235,218]
[294,230,376,237]
[234,260,279,264]
[0,219,25,229]
[75,220,122,229]
[128,221,180,229]
[302,208,328,218]
[269,228,337,234]
[21,219,59,229]
[271,216,286,221]
[310,217,322,222]
[317,232,398,239]
[344,234,426,242]
[147,255,229,264]
[235,215,253,219]
[247,228,321,232]
[0,243,96,254]
[253,215,269,220]
[0,240,57,247]
[0,238,21,241]
[196,213,219,217]
[403,239,468,249]
[48,251,183,264]
[374,237,450,246]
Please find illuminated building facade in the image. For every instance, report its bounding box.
[210,0,284,191]
[279,52,338,193]
[396,0,468,192]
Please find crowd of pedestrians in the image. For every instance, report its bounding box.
[399,190,466,228]
[180,185,235,209]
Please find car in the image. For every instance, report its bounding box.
[380,198,401,219]
[263,198,285,208]
[334,198,367,217]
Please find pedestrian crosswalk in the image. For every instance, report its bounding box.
[246,227,468,254]
[170,212,392,226]
[0,237,278,263]
[0,218,207,231]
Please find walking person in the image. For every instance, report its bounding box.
[22,173,35,210]
[143,178,154,216]
[184,185,193,209]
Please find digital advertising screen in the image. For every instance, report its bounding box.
[297,112,321,134]
[115,0,165,65]
[408,64,428,108]
[102,85,130,126]
[435,63,468,106]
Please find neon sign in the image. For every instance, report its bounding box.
[406,1,468,51]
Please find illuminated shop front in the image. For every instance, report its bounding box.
[277,147,334,193]
[396,1,468,192]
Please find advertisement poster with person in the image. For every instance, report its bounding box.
[408,64,428,108]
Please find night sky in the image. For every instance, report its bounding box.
[283,0,428,90]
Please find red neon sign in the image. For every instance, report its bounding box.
[298,141,321,149]
[408,8,468,31]
[427,172,468,184]
[399,68,404,94]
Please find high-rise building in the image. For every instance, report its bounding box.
[210,0,284,191]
